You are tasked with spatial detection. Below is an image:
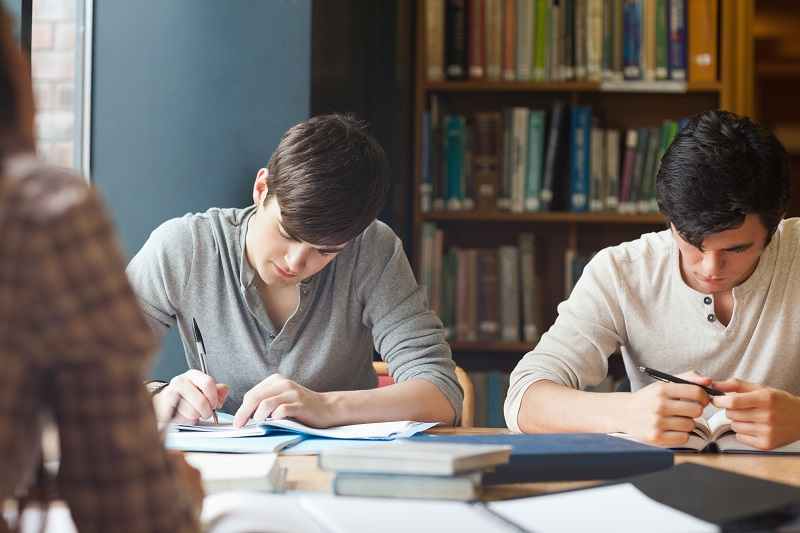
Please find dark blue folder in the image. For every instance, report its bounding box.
[409,433,674,484]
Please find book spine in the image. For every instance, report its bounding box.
[641,0,657,81]
[419,222,436,308]
[628,127,649,207]
[573,0,587,80]
[563,0,576,80]
[484,0,503,81]
[655,0,668,80]
[477,248,500,342]
[540,100,566,212]
[604,128,621,212]
[667,0,686,80]
[601,0,615,81]
[420,111,433,213]
[533,0,549,80]
[426,0,446,81]
[549,2,563,81]
[502,0,517,80]
[510,107,530,213]
[465,248,479,341]
[569,106,591,212]
[462,125,475,210]
[618,128,639,213]
[586,0,604,81]
[610,0,625,81]
[498,245,521,342]
[638,126,661,213]
[499,108,513,211]
[467,0,486,80]
[516,0,534,81]
[687,0,718,82]
[431,228,444,316]
[443,115,466,211]
[622,0,641,80]
[518,232,539,342]
[455,248,470,341]
[524,109,546,212]
[445,0,469,79]
[588,122,605,212]
[472,111,502,211]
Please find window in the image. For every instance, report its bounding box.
[28,0,89,175]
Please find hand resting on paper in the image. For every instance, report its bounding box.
[620,370,713,447]
[233,373,335,429]
[711,378,800,450]
[153,369,230,424]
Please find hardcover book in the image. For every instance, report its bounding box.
[410,433,674,484]
[333,470,482,501]
[318,440,512,476]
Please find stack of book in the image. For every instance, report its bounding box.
[317,440,512,501]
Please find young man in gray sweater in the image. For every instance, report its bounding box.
[130,114,463,428]
[506,110,800,451]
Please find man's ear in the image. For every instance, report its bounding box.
[253,168,269,206]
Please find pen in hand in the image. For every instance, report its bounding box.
[637,366,724,396]
[192,318,219,426]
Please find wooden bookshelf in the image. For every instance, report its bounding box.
[753,0,800,217]
[412,0,754,376]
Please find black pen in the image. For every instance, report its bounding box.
[192,318,219,426]
[638,366,723,396]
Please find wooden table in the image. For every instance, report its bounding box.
[279,427,800,501]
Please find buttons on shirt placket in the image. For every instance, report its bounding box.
[703,296,716,322]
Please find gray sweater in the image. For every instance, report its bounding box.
[505,219,800,432]
[127,206,463,419]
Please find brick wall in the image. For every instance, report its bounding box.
[31,0,77,170]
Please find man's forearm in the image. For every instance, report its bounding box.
[516,380,630,434]
[328,379,457,426]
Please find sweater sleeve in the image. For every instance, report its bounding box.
[126,216,197,342]
[504,247,628,432]
[353,222,464,422]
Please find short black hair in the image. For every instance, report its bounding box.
[265,113,390,246]
[657,109,791,248]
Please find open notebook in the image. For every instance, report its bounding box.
[612,410,800,453]
[165,413,439,453]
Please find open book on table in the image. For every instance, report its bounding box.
[165,413,439,453]
[612,410,800,453]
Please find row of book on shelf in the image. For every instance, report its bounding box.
[420,102,683,214]
[426,0,717,84]
[420,224,599,344]
[419,225,540,345]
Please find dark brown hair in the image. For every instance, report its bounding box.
[657,109,791,248]
[265,113,390,246]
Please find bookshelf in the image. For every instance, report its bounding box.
[411,0,754,395]
[753,0,800,218]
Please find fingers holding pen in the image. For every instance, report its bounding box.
[153,369,229,423]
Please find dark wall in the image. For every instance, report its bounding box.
[310,0,415,246]
[91,0,312,379]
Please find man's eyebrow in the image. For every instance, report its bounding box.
[724,242,755,251]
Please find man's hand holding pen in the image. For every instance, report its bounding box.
[616,369,714,447]
[151,369,230,424]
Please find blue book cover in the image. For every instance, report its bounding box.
[409,433,674,484]
[485,370,502,428]
[524,109,546,212]
[622,0,641,80]
[667,0,687,80]
[569,106,592,212]
[443,115,466,210]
